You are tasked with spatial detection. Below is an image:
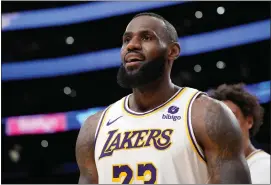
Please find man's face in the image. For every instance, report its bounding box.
[117,16,168,88]
[222,100,253,137]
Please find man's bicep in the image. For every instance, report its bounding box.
[76,136,98,184]
[192,96,251,183]
[203,97,243,156]
[76,112,103,184]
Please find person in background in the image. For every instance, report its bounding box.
[209,83,270,184]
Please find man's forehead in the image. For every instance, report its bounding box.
[125,16,166,34]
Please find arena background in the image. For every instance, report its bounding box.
[1,1,270,184]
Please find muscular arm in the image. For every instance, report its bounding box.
[75,111,103,184]
[192,95,251,184]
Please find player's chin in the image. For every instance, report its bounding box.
[125,62,143,73]
[125,68,141,76]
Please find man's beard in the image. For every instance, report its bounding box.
[117,54,166,89]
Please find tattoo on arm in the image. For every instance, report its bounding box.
[76,111,103,184]
[193,96,251,184]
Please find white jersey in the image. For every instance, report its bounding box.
[247,150,270,184]
[94,87,209,184]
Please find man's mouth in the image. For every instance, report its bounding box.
[125,60,142,68]
[127,58,143,63]
[125,53,145,63]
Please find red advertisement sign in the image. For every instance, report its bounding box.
[6,113,67,136]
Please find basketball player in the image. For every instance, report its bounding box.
[76,13,251,184]
[209,83,270,184]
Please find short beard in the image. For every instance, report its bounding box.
[117,54,166,89]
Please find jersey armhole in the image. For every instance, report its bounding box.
[187,91,207,163]
[94,105,112,149]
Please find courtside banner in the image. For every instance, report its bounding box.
[6,113,67,136]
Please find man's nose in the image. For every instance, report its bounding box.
[126,37,142,51]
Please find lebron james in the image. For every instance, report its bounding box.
[76,13,251,184]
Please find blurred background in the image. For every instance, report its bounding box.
[1,1,270,184]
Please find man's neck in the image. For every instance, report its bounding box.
[245,140,257,158]
[129,77,178,112]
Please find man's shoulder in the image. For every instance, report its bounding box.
[248,150,270,184]
[78,110,105,141]
[248,150,270,165]
[192,93,222,112]
[190,91,241,146]
[83,96,126,129]
[84,110,105,127]
[255,150,270,158]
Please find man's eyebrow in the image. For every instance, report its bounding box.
[123,29,158,38]
[122,32,132,38]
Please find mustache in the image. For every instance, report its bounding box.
[124,50,145,60]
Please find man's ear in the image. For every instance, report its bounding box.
[168,42,181,62]
[246,116,253,129]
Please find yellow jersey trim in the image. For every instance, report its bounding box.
[184,91,207,164]
[246,149,264,160]
[94,105,113,148]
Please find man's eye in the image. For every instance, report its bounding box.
[123,37,131,43]
[142,35,151,41]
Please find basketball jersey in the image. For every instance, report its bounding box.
[94,87,209,184]
[246,150,270,184]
